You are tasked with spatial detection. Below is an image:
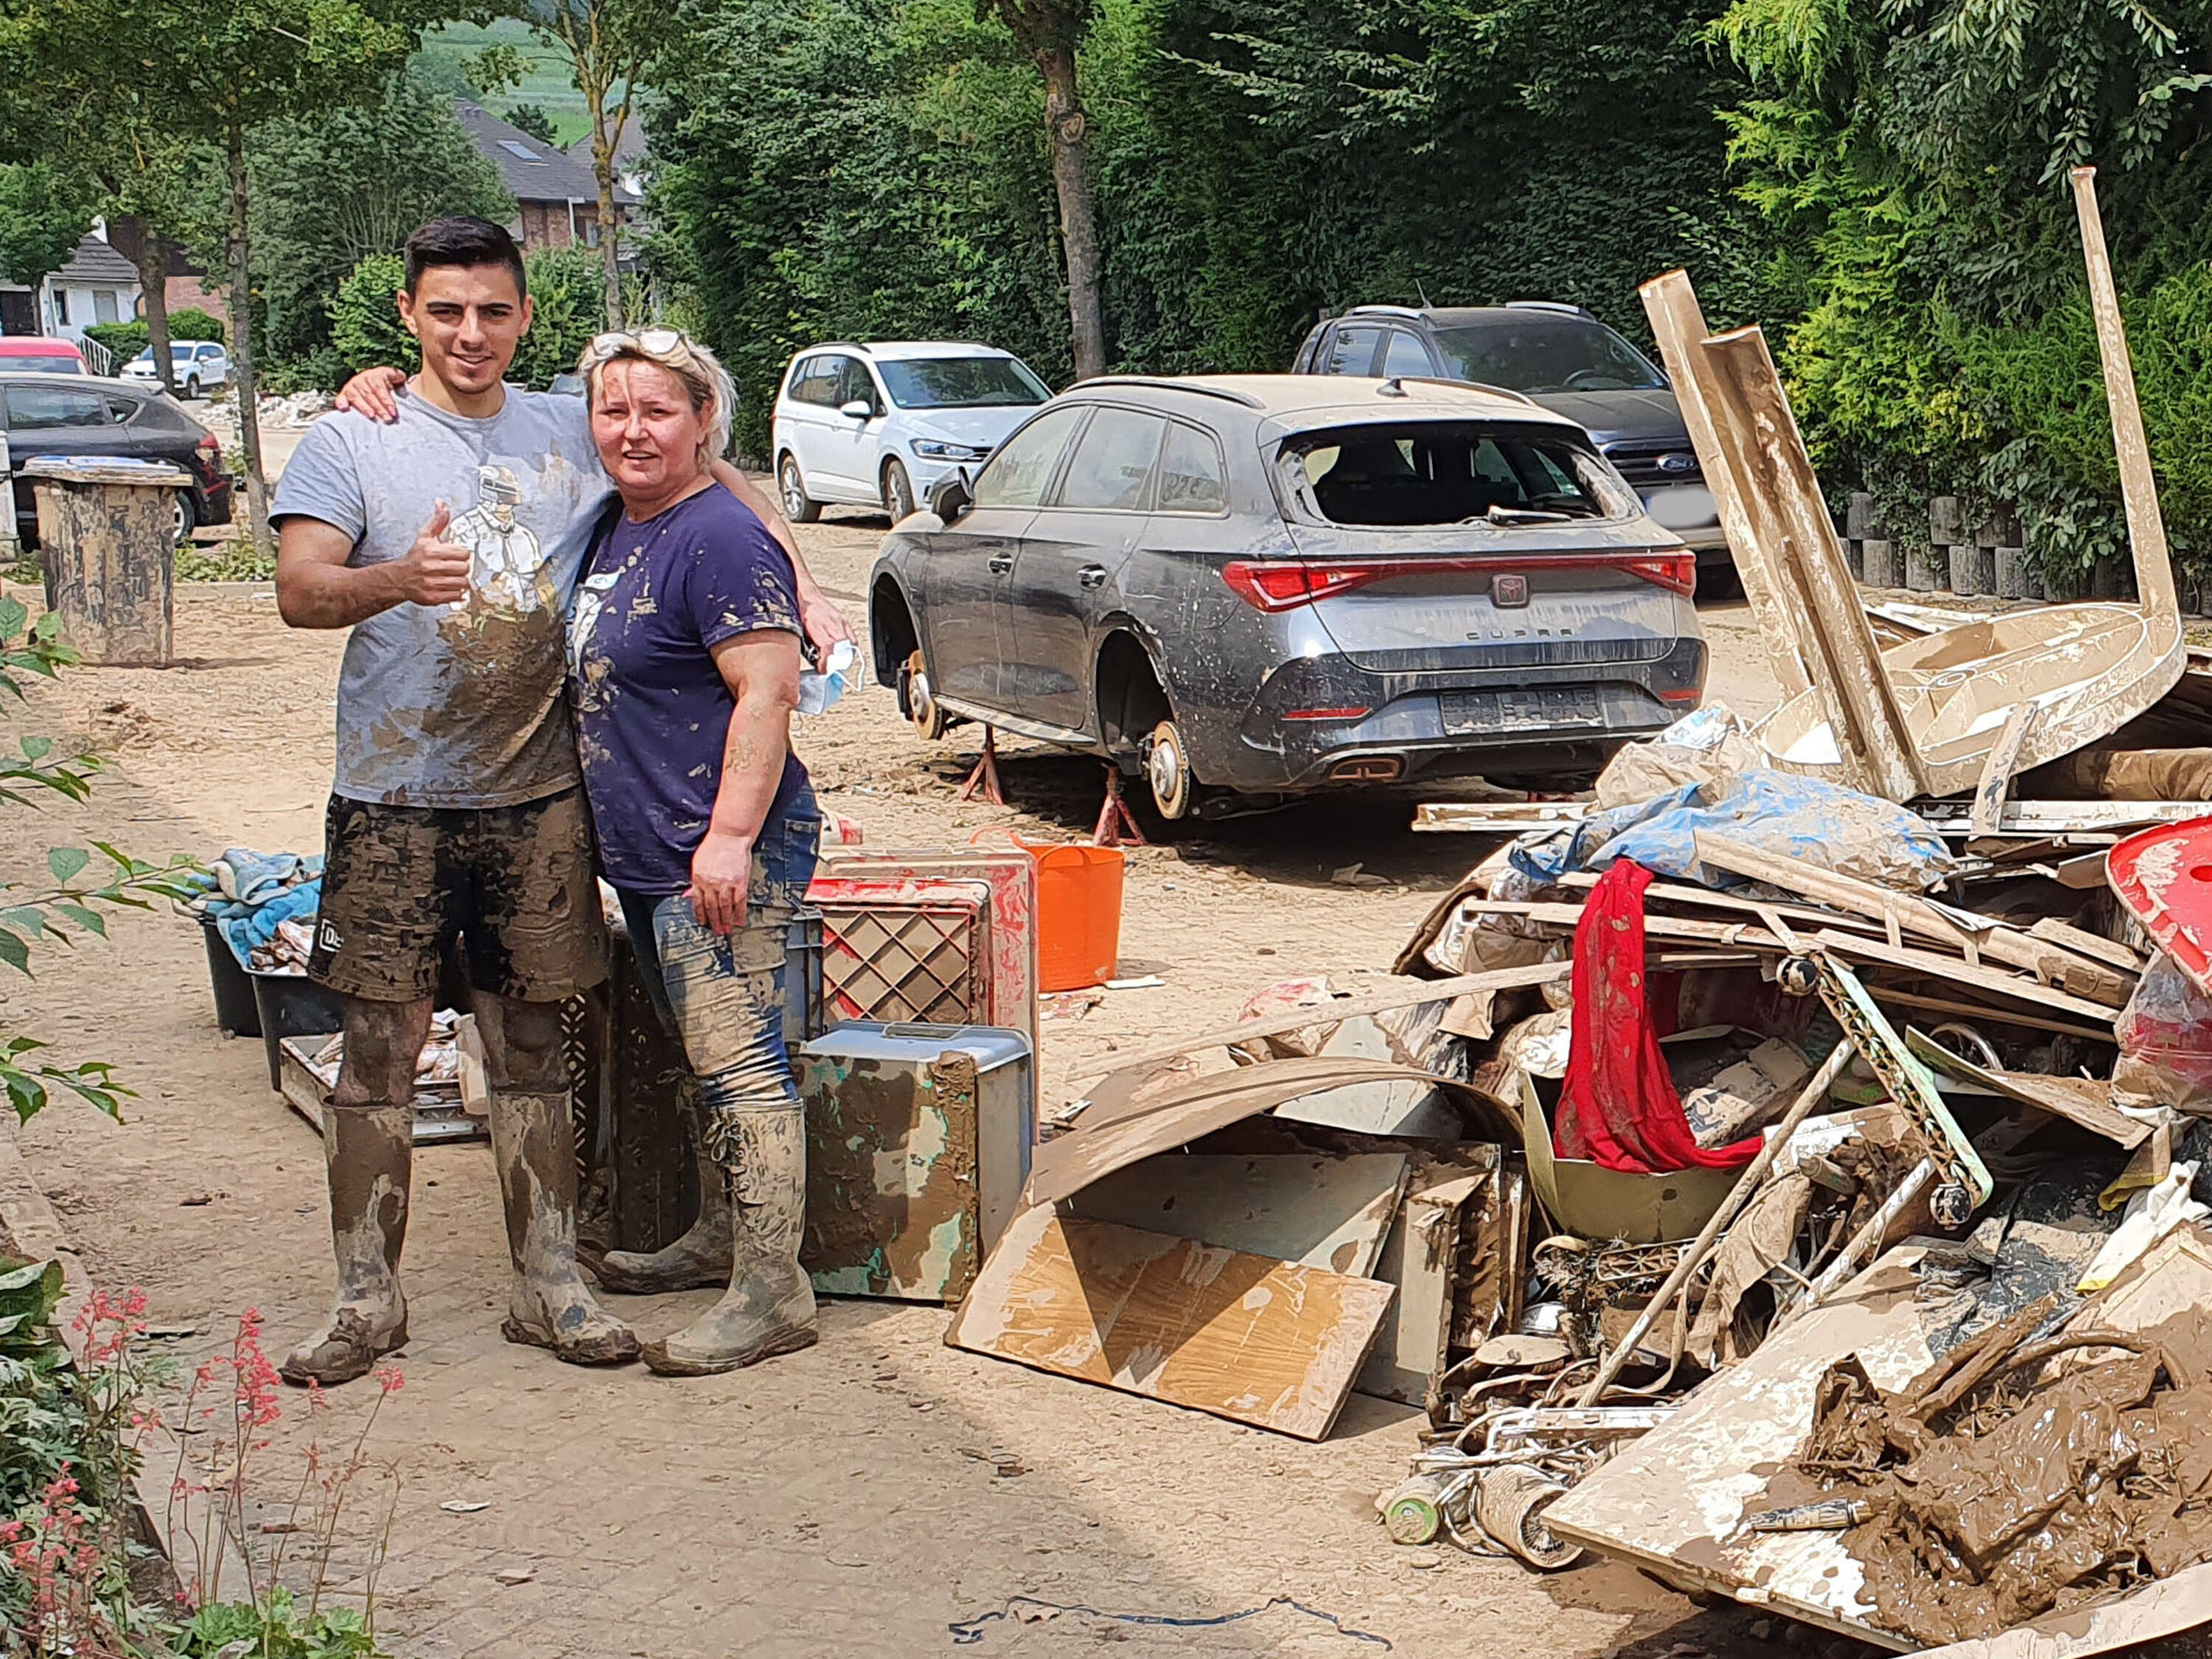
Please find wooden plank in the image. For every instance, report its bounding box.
[1638,269,1815,708]
[1645,272,1927,799]
[1969,700,2037,840]
[947,1208,1394,1441]
[1065,959,1571,1085]
[2028,917,2144,973]
[2073,166,2180,616]
[1812,930,2120,1024]
[1065,1152,1410,1278]
[1862,987,2115,1044]
[1697,834,2134,1006]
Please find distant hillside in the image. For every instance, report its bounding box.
[411,19,594,147]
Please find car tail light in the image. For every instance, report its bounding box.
[1224,550,1698,610]
[1222,560,1382,611]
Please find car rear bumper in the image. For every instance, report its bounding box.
[1222,638,1706,790]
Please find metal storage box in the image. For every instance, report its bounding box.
[797,1021,1034,1303]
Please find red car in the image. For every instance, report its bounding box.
[0,337,90,375]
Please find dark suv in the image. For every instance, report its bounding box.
[1293,302,1728,572]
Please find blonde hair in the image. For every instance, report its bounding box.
[580,328,738,466]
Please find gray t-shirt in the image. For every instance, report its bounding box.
[273,389,616,808]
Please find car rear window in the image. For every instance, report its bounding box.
[879,356,1048,409]
[1277,423,1637,527]
[1430,319,1665,394]
[2,354,86,375]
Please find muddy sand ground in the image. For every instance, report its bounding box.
[4,504,1842,1658]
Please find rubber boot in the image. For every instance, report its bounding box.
[489,1088,640,1366]
[641,1104,817,1376]
[594,1078,732,1293]
[280,1105,412,1386]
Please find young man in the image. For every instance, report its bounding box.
[271,217,849,1385]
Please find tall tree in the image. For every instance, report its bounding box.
[2,0,445,548]
[978,0,1105,378]
[481,1,673,328]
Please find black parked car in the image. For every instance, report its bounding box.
[1,374,234,548]
[869,375,1705,818]
[1293,302,1729,574]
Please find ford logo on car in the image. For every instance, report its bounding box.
[1656,451,1697,475]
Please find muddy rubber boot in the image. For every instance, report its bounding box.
[642,1104,817,1376]
[594,1079,731,1293]
[281,1104,413,1386]
[489,1088,640,1366]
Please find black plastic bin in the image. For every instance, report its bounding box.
[250,970,345,1091]
[199,914,261,1037]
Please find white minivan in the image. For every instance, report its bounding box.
[771,341,1051,524]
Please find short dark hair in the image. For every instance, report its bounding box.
[403,217,526,300]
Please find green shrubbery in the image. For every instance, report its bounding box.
[324,244,602,392]
[81,309,227,371]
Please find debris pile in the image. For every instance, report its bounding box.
[936,164,2212,1657]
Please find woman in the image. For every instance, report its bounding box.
[566,327,821,1377]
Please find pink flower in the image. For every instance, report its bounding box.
[375,1366,406,1394]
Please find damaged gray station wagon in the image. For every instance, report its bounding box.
[867,375,1706,818]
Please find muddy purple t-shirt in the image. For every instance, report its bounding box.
[568,485,808,894]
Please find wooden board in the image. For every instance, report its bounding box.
[1355,1170,1488,1405]
[948,1208,1394,1441]
[1066,1152,1409,1278]
[1545,1247,1940,1649]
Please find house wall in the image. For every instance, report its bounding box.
[42,279,142,342]
[515,200,611,253]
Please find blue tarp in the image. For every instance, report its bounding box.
[1510,768,1954,892]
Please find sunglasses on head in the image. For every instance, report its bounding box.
[585,327,689,363]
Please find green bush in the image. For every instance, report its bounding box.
[327,253,417,382]
[81,321,148,364]
[167,307,227,343]
[512,245,604,389]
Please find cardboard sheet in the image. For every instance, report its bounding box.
[947,1207,1394,1441]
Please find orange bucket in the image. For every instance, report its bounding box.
[971,830,1125,992]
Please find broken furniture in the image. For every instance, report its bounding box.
[795,1020,1034,1302]
[1638,167,2183,805]
[1548,1228,2212,1655]
[22,454,183,667]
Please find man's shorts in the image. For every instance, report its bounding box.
[309,787,609,1004]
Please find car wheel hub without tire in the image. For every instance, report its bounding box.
[1146,720,1193,819]
[905,649,947,740]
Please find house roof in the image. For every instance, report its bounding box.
[456,102,616,206]
[565,111,649,182]
[53,234,139,287]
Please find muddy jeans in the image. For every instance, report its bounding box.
[616,791,821,1145]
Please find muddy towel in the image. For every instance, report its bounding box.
[1557,860,1761,1175]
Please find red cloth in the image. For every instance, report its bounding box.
[1555,860,1761,1173]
